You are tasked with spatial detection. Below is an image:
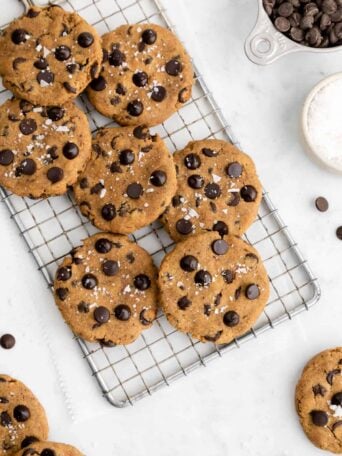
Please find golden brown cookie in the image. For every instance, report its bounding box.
[87,24,193,126]
[0,6,102,105]
[162,139,263,241]
[158,232,269,344]
[13,441,83,456]
[295,347,342,454]
[74,125,177,234]
[0,98,91,198]
[0,374,48,456]
[54,233,158,345]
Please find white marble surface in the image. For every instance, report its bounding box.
[1,0,342,455]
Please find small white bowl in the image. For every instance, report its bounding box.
[301,72,342,175]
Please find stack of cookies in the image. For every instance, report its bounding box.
[0,5,269,349]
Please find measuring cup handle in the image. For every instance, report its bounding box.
[245,4,301,65]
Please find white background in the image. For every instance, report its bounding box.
[1,0,342,455]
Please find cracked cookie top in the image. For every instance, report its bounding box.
[0,5,102,105]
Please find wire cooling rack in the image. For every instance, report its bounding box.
[0,0,320,407]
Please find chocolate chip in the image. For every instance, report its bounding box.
[142,29,157,44]
[56,266,71,281]
[310,410,328,426]
[27,8,40,18]
[188,174,204,189]
[55,45,71,61]
[194,270,212,286]
[90,76,106,91]
[47,106,64,121]
[90,182,104,195]
[12,29,28,44]
[82,273,98,289]
[93,306,109,324]
[127,100,144,117]
[312,384,327,397]
[67,63,77,74]
[332,421,342,432]
[222,269,235,284]
[213,221,228,236]
[116,83,126,95]
[172,195,182,207]
[134,274,151,290]
[63,82,77,93]
[111,97,121,107]
[315,196,329,212]
[13,405,30,422]
[102,260,119,276]
[177,296,191,310]
[114,304,131,321]
[119,149,135,165]
[133,71,148,87]
[223,310,240,327]
[63,142,79,159]
[150,170,167,186]
[90,62,99,79]
[204,183,221,199]
[0,397,8,404]
[180,255,198,272]
[40,450,55,456]
[47,167,64,183]
[0,411,12,427]
[133,125,149,139]
[184,153,201,169]
[109,49,125,66]
[16,159,36,176]
[21,436,39,448]
[19,119,37,135]
[226,162,243,178]
[0,150,14,166]
[127,182,143,199]
[178,87,189,103]
[240,185,257,202]
[78,32,94,48]
[151,86,167,102]
[204,331,223,343]
[56,288,68,301]
[77,302,89,313]
[212,239,228,255]
[326,369,341,385]
[13,57,26,70]
[102,204,116,221]
[278,2,294,17]
[331,392,342,406]
[95,238,112,253]
[33,57,48,70]
[37,70,54,85]
[202,147,217,157]
[227,191,240,207]
[165,59,182,76]
[176,218,193,234]
[245,284,260,300]
[336,226,342,240]
[235,287,242,300]
[275,16,291,32]
[139,309,152,325]
[0,334,15,349]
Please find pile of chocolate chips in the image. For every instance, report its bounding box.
[263,0,342,47]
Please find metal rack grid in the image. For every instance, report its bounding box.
[0,0,320,407]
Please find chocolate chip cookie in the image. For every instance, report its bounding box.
[54,233,158,345]
[0,374,49,456]
[0,98,91,198]
[87,24,193,126]
[0,5,102,105]
[158,232,269,344]
[162,139,262,241]
[13,441,83,456]
[74,125,177,234]
[295,347,342,453]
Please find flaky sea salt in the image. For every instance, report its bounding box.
[305,76,342,171]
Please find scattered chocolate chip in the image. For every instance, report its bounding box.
[90,76,106,91]
[336,226,342,240]
[33,57,48,70]
[331,392,342,407]
[133,71,148,87]
[184,153,201,169]
[139,309,152,325]
[176,218,193,234]
[0,149,14,166]
[90,62,99,79]
[19,119,37,135]
[235,287,242,300]
[315,196,329,212]
[77,301,89,313]
[47,167,64,183]
[102,260,119,276]
[202,147,217,157]
[99,339,115,347]
[12,29,28,44]
[37,70,54,85]
[0,411,12,427]
[204,331,223,343]
[212,239,229,255]
[12,57,26,70]
[94,306,110,324]
[194,270,212,286]
[310,410,328,426]
[114,304,131,321]
[226,162,243,178]
[180,255,198,272]
[95,238,112,253]
[55,45,71,61]
[47,106,64,121]
[56,267,71,281]
[142,29,157,44]
[133,125,149,140]
[134,274,151,290]
[245,284,260,300]
[203,304,211,316]
[213,221,228,236]
[178,87,189,103]
[19,100,33,113]
[67,63,77,74]
[312,384,327,397]
[119,149,135,165]
[127,182,143,199]
[82,273,98,289]
[151,85,167,102]
[127,100,144,117]
[56,287,68,301]
[0,334,15,349]
[27,8,40,18]
[0,397,9,404]
[21,436,39,448]
[13,405,30,422]
[177,296,192,310]
[222,269,235,284]
[78,32,94,48]
[79,177,88,189]
[188,174,204,189]
[227,191,240,207]
[63,82,77,93]
[204,183,221,199]
[326,369,341,385]
[150,170,167,186]
[102,204,116,221]
[16,159,36,176]
[63,142,79,159]
[109,49,125,66]
[332,420,342,432]
[240,185,257,202]
[223,311,240,327]
[165,59,182,76]
[116,83,126,95]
